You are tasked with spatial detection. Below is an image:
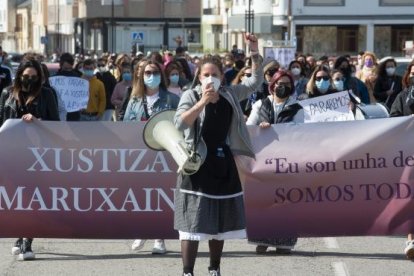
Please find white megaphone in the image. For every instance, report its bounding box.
[143,109,206,175]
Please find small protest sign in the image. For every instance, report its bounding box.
[49,76,89,112]
[299,90,354,123]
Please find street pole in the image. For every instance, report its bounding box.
[226,8,229,51]
[111,0,114,53]
[57,0,60,52]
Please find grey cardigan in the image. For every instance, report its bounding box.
[174,65,263,158]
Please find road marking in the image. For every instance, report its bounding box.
[324,237,339,249]
[332,261,349,276]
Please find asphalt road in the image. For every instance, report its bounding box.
[0,236,412,275]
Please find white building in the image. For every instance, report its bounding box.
[203,0,414,58]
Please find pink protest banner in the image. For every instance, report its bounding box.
[1,117,414,239]
[241,116,414,238]
[0,119,178,239]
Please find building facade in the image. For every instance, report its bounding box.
[204,0,414,58]
[75,0,201,55]
[1,0,201,56]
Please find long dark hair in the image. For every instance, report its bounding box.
[402,61,414,89]
[377,58,397,80]
[12,59,43,106]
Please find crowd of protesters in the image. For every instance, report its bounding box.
[1,40,414,275]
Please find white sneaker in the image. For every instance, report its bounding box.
[152,239,166,254]
[17,251,35,261]
[405,240,414,259]
[11,238,22,255]
[131,239,146,251]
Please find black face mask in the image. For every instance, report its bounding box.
[275,85,292,99]
[340,67,351,77]
[21,79,36,91]
[410,76,414,86]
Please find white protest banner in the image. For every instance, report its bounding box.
[263,47,296,69]
[299,90,354,123]
[49,76,89,112]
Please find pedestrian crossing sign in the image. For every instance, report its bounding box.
[132,32,144,43]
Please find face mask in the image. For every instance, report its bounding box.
[122,72,132,81]
[144,74,161,89]
[169,74,180,84]
[83,69,95,77]
[334,80,344,91]
[316,79,330,94]
[340,67,351,77]
[386,67,395,76]
[410,76,414,85]
[351,72,356,78]
[275,85,291,99]
[201,76,221,92]
[291,68,301,76]
[98,66,107,73]
[364,59,374,68]
[0,56,3,64]
[21,79,35,91]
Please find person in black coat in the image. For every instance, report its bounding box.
[389,61,414,260]
[390,62,414,117]
[374,57,403,110]
[95,58,117,120]
[0,59,59,261]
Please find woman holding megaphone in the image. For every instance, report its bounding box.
[174,33,263,276]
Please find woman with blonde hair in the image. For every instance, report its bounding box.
[124,59,180,253]
[356,51,378,103]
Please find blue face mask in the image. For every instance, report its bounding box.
[144,74,161,89]
[333,80,344,91]
[122,73,132,81]
[83,69,95,78]
[316,79,330,94]
[169,74,179,84]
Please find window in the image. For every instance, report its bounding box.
[391,26,413,52]
[380,0,414,6]
[295,26,303,53]
[305,0,345,6]
[337,26,358,53]
[15,14,23,32]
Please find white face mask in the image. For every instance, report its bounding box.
[201,76,221,92]
[386,67,395,76]
[291,67,301,76]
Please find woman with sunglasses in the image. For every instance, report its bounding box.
[123,59,180,254]
[237,61,279,118]
[0,59,59,261]
[123,60,180,122]
[300,65,337,100]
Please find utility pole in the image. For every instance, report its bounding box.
[245,0,254,34]
[111,0,115,52]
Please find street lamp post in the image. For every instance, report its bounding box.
[57,0,60,52]
[224,0,232,51]
[111,0,115,53]
[245,0,254,34]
